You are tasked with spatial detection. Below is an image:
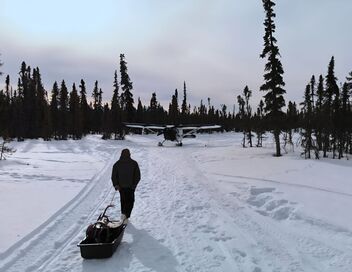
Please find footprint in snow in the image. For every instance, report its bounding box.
[250,187,275,196]
[203,246,214,252]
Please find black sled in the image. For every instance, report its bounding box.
[78,204,126,259]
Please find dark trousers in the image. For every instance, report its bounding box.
[119,188,135,218]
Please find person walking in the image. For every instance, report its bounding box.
[111,148,140,224]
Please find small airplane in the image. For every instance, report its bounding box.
[124,123,221,146]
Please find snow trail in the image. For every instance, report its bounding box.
[0,146,123,272]
[1,134,352,272]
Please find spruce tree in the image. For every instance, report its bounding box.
[120,54,135,122]
[149,92,158,123]
[101,103,112,139]
[237,95,246,147]
[310,75,316,110]
[58,80,69,139]
[50,82,59,139]
[0,55,2,76]
[341,82,350,155]
[322,57,339,157]
[91,81,103,133]
[0,90,8,137]
[346,71,352,90]
[300,84,314,158]
[0,74,10,138]
[15,78,25,140]
[243,86,253,147]
[207,98,215,124]
[285,101,298,146]
[111,70,122,139]
[345,72,352,154]
[169,89,179,123]
[69,83,82,139]
[260,0,286,156]
[33,67,50,139]
[254,100,266,147]
[181,81,189,123]
[19,62,34,138]
[332,87,341,159]
[79,79,89,135]
[150,92,158,110]
[5,75,10,98]
[315,75,324,150]
[136,98,144,123]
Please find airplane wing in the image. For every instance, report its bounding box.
[124,123,165,135]
[145,126,167,130]
[180,125,221,137]
[180,125,221,131]
[124,124,147,129]
[124,123,166,130]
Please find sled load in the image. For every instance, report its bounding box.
[78,204,126,259]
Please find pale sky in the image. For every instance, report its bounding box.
[0,0,351,110]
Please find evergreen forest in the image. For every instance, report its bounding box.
[0,0,351,160]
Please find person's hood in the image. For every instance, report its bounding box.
[120,149,131,160]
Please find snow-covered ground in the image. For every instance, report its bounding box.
[0,133,352,272]
[0,136,120,253]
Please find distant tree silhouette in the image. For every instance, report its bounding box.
[253,100,266,147]
[310,75,316,110]
[91,81,103,133]
[69,83,82,139]
[243,86,253,147]
[322,57,338,157]
[58,80,69,139]
[101,103,112,139]
[315,75,324,150]
[169,89,179,124]
[79,79,90,135]
[111,70,123,139]
[50,82,59,139]
[13,78,25,140]
[345,72,352,154]
[284,101,298,148]
[0,56,2,76]
[148,92,165,124]
[18,62,33,138]
[340,82,350,156]
[33,67,50,139]
[300,84,314,158]
[181,81,189,123]
[136,97,145,123]
[237,94,246,147]
[0,71,10,138]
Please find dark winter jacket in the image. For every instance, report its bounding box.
[111,151,140,190]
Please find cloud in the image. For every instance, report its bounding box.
[1,0,351,111]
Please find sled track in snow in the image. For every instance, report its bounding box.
[210,172,352,198]
[0,147,125,272]
[203,168,352,271]
[2,141,352,272]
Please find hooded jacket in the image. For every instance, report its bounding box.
[111,150,140,189]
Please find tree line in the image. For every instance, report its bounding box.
[1,0,351,160]
[0,54,234,142]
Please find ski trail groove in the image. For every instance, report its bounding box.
[2,142,351,272]
[210,172,352,198]
[194,156,352,271]
[0,147,122,272]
